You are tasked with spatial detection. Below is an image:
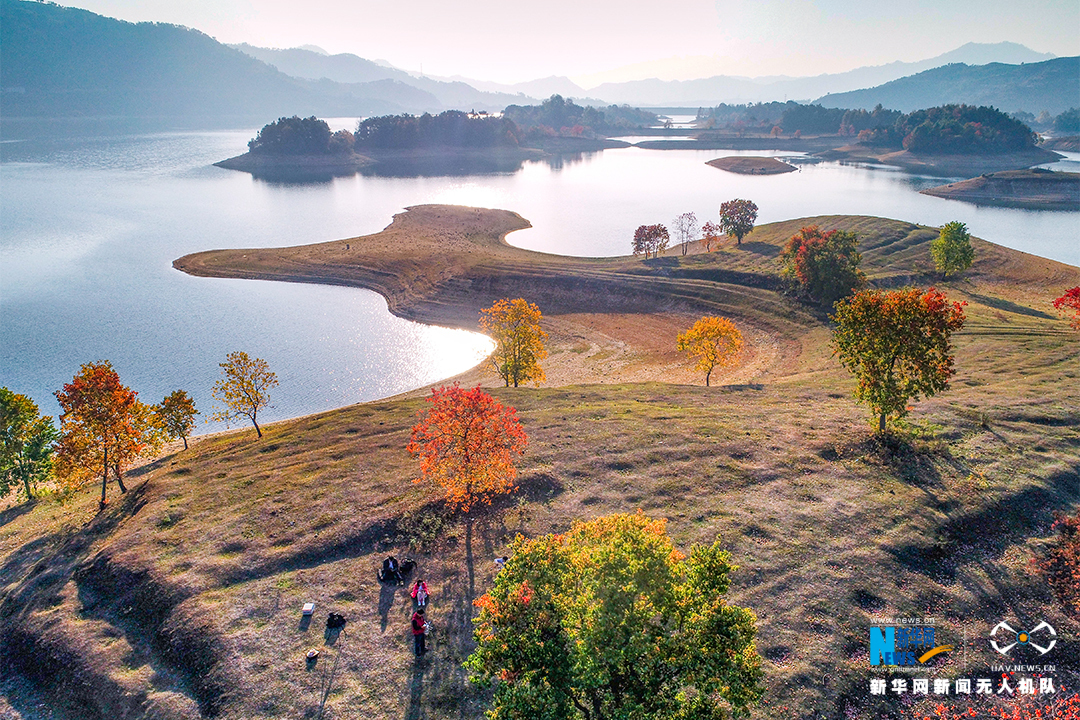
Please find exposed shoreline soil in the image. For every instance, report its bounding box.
[707,156,798,175]
[920,169,1080,210]
[214,150,375,172]
[173,205,811,388]
[814,144,1064,177]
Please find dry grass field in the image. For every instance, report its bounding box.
[1,207,1077,720]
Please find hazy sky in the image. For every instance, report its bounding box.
[61,0,1079,85]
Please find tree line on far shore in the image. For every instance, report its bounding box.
[245,96,658,156]
[246,98,1072,161]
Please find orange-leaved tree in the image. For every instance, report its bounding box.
[832,288,966,433]
[701,220,721,252]
[676,316,743,386]
[1052,286,1080,329]
[479,298,548,388]
[407,384,527,513]
[54,361,156,509]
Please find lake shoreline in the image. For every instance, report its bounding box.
[920,169,1080,210]
[813,144,1064,177]
[173,204,1079,396]
[707,156,798,175]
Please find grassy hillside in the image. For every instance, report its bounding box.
[1,211,1077,720]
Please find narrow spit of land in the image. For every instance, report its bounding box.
[921,168,1080,210]
[2,206,1077,720]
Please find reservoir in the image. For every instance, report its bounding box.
[1,123,1076,428]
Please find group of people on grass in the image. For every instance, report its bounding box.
[380,555,431,656]
[381,554,507,657]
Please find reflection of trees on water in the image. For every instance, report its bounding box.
[536,150,601,172]
[243,150,604,180]
[359,154,526,178]
[250,169,343,186]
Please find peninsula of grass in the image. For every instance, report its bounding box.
[920,168,1080,210]
[2,207,1078,720]
[707,156,798,175]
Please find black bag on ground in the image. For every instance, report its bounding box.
[327,613,347,629]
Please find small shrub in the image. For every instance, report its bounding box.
[1033,509,1080,618]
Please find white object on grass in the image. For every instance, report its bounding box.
[302,602,315,615]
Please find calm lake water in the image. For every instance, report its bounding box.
[1,122,1076,430]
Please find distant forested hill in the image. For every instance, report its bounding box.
[0,0,443,122]
[817,57,1079,115]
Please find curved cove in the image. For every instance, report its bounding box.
[1,126,1076,428]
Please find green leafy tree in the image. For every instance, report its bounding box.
[781,225,865,305]
[155,390,199,450]
[930,221,975,279]
[467,512,764,720]
[211,351,277,438]
[0,388,58,501]
[832,288,966,433]
[718,199,758,245]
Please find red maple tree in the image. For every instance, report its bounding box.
[1052,286,1080,329]
[407,385,527,512]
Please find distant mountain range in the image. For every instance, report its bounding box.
[229,41,1061,111]
[817,57,1079,115]
[229,44,533,111]
[572,43,1061,107]
[1,0,1073,127]
[0,0,512,123]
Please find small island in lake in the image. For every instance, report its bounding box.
[815,104,1063,176]
[921,168,1080,210]
[214,115,376,176]
[706,156,797,175]
[216,99,655,178]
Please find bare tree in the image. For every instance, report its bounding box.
[672,212,698,255]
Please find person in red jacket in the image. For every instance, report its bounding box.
[411,607,427,656]
[410,578,429,607]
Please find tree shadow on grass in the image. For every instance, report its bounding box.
[0,500,36,528]
[887,464,1080,586]
[963,291,1055,320]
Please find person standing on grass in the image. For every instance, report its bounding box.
[411,578,429,607]
[411,607,427,656]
